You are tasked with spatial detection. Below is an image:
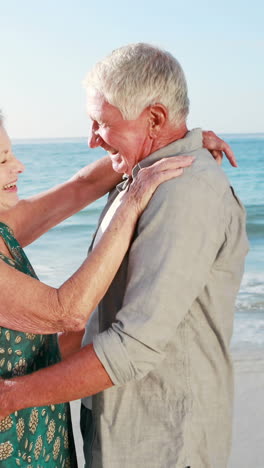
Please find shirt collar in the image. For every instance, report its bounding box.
[132,128,202,179]
[116,128,202,191]
[116,173,132,192]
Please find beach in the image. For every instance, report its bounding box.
[13,135,264,467]
[228,350,264,468]
[70,401,84,467]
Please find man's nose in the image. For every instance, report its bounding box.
[88,124,102,148]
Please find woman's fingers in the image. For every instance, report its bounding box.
[211,149,223,165]
[222,143,237,167]
[127,156,195,215]
[137,156,194,186]
[151,155,195,171]
[202,130,238,167]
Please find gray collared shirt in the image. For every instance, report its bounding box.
[82,129,249,468]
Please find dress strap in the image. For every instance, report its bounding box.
[0,221,37,278]
[0,221,16,244]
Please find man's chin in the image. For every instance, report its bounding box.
[111,160,129,175]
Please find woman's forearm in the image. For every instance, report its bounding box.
[2,132,236,247]
[0,156,193,334]
[57,192,140,330]
[4,156,121,247]
[0,193,138,334]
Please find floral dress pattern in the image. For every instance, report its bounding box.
[0,222,77,467]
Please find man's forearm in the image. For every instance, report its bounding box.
[58,329,85,359]
[1,345,112,418]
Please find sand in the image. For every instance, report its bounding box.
[70,349,264,467]
[228,349,264,468]
[71,399,85,467]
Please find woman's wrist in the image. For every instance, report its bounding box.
[119,190,140,222]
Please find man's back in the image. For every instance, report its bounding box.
[84,130,249,468]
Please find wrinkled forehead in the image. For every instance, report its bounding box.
[86,88,122,124]
[86,88,106,115]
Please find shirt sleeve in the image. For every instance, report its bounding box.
[93,173,225,385]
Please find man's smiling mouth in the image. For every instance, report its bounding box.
[100,142,118,155]
[105,146,118,155]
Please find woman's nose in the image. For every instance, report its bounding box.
[11,156,25,174]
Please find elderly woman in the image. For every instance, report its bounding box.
[0,112,199,466]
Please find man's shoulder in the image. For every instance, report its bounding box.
[151,148,230,205]
[136,149,229,238]
[188,148,230,194]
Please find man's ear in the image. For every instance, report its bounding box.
[148,104,168,138]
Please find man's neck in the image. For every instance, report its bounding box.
[150,123,188,154]
[126,122,189,176]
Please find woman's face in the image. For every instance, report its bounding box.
[0,126,24,211]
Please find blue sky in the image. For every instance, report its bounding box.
[1,0,263,138]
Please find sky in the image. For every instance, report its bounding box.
[1,0,263,138]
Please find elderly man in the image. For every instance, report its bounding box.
[0,44,248,468]
[78,43,248,468]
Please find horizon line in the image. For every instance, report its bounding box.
[12,132,264,142]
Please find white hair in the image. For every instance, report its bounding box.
[84,43,189,126]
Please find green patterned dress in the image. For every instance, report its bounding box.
[0,222,77,467]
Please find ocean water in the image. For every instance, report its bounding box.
[12,135,264,352]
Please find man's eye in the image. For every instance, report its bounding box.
[0,159,7,164]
